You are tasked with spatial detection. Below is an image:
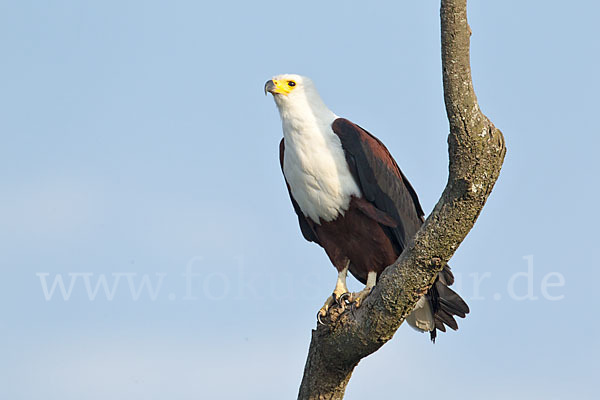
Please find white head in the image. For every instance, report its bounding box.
[264,74,336,125]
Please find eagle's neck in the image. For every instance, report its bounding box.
[277,98,361,223]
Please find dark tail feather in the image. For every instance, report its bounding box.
[428,264,469,342]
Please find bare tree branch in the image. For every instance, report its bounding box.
[296,1,506,399]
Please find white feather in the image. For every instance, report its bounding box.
[271,75,361,223]
[406,296,435,332]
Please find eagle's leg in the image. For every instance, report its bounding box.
[318,261,350,321]
[348,271,377,308]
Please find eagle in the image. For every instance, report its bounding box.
[265,74,469,341]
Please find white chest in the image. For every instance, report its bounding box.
[282,123,361,223]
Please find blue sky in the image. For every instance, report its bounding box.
[1,1,598,399]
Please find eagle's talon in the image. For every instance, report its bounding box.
[317,310,326,325]
[317,294,335,324]
[334,292,350,306]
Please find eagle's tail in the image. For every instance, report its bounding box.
[428,264,470,342]
[405,264,470,342]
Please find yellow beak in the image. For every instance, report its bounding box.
[264,79,293,96]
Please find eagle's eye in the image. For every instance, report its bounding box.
[288,81,296,87]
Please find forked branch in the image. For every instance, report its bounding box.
[297,1,506,398]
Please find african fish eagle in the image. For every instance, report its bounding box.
[265,74,469,341]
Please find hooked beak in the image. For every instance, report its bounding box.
[264,79,277,96]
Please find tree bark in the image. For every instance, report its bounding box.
[296,1,506,399]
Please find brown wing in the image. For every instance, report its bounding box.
[331,118,469,342]
[279,139,319,243]
[331,118,424,251]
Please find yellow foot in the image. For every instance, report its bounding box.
[347,287,373,308]
[317,263,351,324]
[318,295,335,323]
[332,286,350,305]
[347,271,377,308]
[317,289,350,323]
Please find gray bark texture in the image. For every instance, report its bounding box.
[296,1,507,399]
